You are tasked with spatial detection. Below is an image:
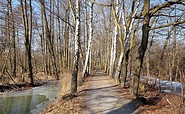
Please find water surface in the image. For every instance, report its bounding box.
[0,81,61,114]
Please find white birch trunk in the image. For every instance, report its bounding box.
[109,25,118,78]
[71,0,80,94]
[109,0,119,78]
[82,2,94,78]
[115,52,124,84]
[115,0,140,84]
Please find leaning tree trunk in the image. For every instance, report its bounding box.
[113,0,140,86]
[71,0,80,95]
[132,0,150,96]
[109,0,119,78]
[120,0,140,87]
[82,1,94,79]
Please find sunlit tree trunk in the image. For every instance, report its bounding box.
[114,0,140,87]
[82,1,94,79]
[109,0,119,78]
[71,0,80,95]
[132,0,150,96]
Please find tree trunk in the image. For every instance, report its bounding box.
[29,0,34,85]
[71,0,80,94]
[132,0,150,96]
[82,1,94,79]
[20,0,34,86]
[57,0,62,73]
[40,0,59,79]
[64,8,69,70]
[8,0,16,77]
[119,0,140,87]
[109,0,119,78]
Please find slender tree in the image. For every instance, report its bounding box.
[71,0,80,95]
[20,0,34,86]
[109,0,119,78]
[7,0,16,77]
[82,1,94,79]
[39,0,59,79]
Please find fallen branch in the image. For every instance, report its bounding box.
[167,98,172,105]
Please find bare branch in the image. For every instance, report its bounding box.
[88,0,111,7]
[150,20,185,30]
[150,1,183,16]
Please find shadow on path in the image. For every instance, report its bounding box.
[79,85,117,93]
[82,71,140,114]
[107,99,141,114]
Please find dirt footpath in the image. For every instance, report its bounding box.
[42,71,185,114]
[82,71,139,114]
[42,71,140,114]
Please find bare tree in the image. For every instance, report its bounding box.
[20,0,34,86]
[71,0,80,95]
[82,1,94,79]
[39,0,59,80]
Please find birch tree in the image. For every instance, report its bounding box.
[71,0,80,95]
[82,0,94,79]
[109,0,119,78]
[111,0,140,86]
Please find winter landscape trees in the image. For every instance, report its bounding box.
[0,0,185,99]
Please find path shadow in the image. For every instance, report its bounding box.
[90,73,107,77]
[79,85,118,93]
[107,98,142,114]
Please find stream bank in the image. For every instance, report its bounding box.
[0,81,61,114]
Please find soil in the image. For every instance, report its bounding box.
[41,71,185,114]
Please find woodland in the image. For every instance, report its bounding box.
[0,0,185,113]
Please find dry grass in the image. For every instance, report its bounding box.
[60,73,72,97]
[60,72,84,97]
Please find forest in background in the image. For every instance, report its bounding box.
[0,0,185,96]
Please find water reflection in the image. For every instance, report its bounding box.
[0,81,61,114]
[0,95,48,114]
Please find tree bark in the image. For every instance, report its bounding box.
[20,0,34,86]
[132,0,150,96]
[40,0,59,79]
[71,0,80,94]
[8,0,16,77]
[109,0,119,78]
[82,1,94,79]
[64,7,70,70]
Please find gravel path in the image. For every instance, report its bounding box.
[82,71,139,114]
